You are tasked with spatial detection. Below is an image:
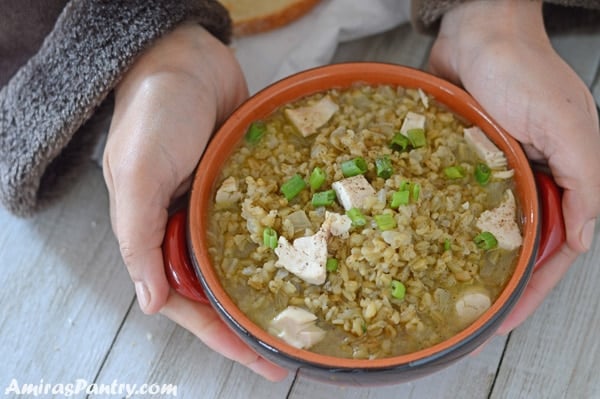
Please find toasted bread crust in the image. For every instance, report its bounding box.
[220,0,322,36]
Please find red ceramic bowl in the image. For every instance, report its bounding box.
[163,63,565,385]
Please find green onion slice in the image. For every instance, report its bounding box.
[280,174,306,201]
[390,133,410,152]
[407,128,426,148]
[375,213,397,231]
[443,238,451,251]
[411,183,421,201]
[341,157,368,177]
[263,227,278,249]
[391,280,406,300]
[474,231,498,250]
[444,166,465,179]
[474,163,492,186]
[391,190,410,208]
[309,167,326,190]
[245,122,266,144]
[346,208,367,227]
[326,258,339,272]
[375,156,393,179]
[312,190,336,207]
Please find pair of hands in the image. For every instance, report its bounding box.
[102,1,599,382]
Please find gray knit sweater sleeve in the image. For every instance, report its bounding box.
[0,0,231,216]
[411,0,600,33]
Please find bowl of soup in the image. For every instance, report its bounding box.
[162,62,564,385]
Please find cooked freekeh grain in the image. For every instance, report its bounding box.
[207,84,520,359]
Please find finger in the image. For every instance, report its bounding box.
[160,291,289,382]
[496,244,578,335]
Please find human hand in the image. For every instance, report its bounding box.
[428,0,600,334]
[102,24,286,380]
[104,23,247,313]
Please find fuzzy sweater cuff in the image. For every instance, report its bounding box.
[0,0,230,216]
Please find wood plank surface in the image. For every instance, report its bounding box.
[0,162,133,393]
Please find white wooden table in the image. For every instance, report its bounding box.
[2,23,599,399]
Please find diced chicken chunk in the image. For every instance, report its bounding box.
[476,189,523,251]
[331,175,376,211]
[455,291,491,325]
[275,232,328,285]
[284,96,339,137]
[464,126,507,169]
[269,306,326,349]
[400,111,426,136]
[215,176,242,205]
[274,212,351,284]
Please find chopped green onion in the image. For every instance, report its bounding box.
[341,157,368,177]
[391,280,406,300]
[407,128,426,148]
[375,156,393,179]
[245,121,266,144]
[412,183,421,201]
[399,180,410,191]
[375,213,397,231]
[443,238,451,251]
[280,174,306,201]
[474,231,498,250]
[474,163,492,186]
[309,167,326,190]
[263,227,278,249]
[391,190,410,208]
[346,208,367,227]
[444,166,465,179]
[390,133,410,152]
[312,190,336,207]
[326,258,339,272]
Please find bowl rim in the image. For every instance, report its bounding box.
[187,62,539,369]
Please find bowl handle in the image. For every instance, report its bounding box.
[162,208,209,303]
[161,171,565,301]
[533,170,566,270]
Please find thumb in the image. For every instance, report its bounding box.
[561,186,598,254]
[547,100,600,254]
[105,161,172,314]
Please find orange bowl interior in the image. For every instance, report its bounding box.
[188,62,538,369]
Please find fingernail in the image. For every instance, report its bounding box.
[581,219,596,251]
[135,281,150,310]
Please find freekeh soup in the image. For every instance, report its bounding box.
[207,84,522,359]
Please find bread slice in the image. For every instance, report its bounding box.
[219,0,322,36]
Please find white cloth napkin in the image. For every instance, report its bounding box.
[232,0,412,94]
